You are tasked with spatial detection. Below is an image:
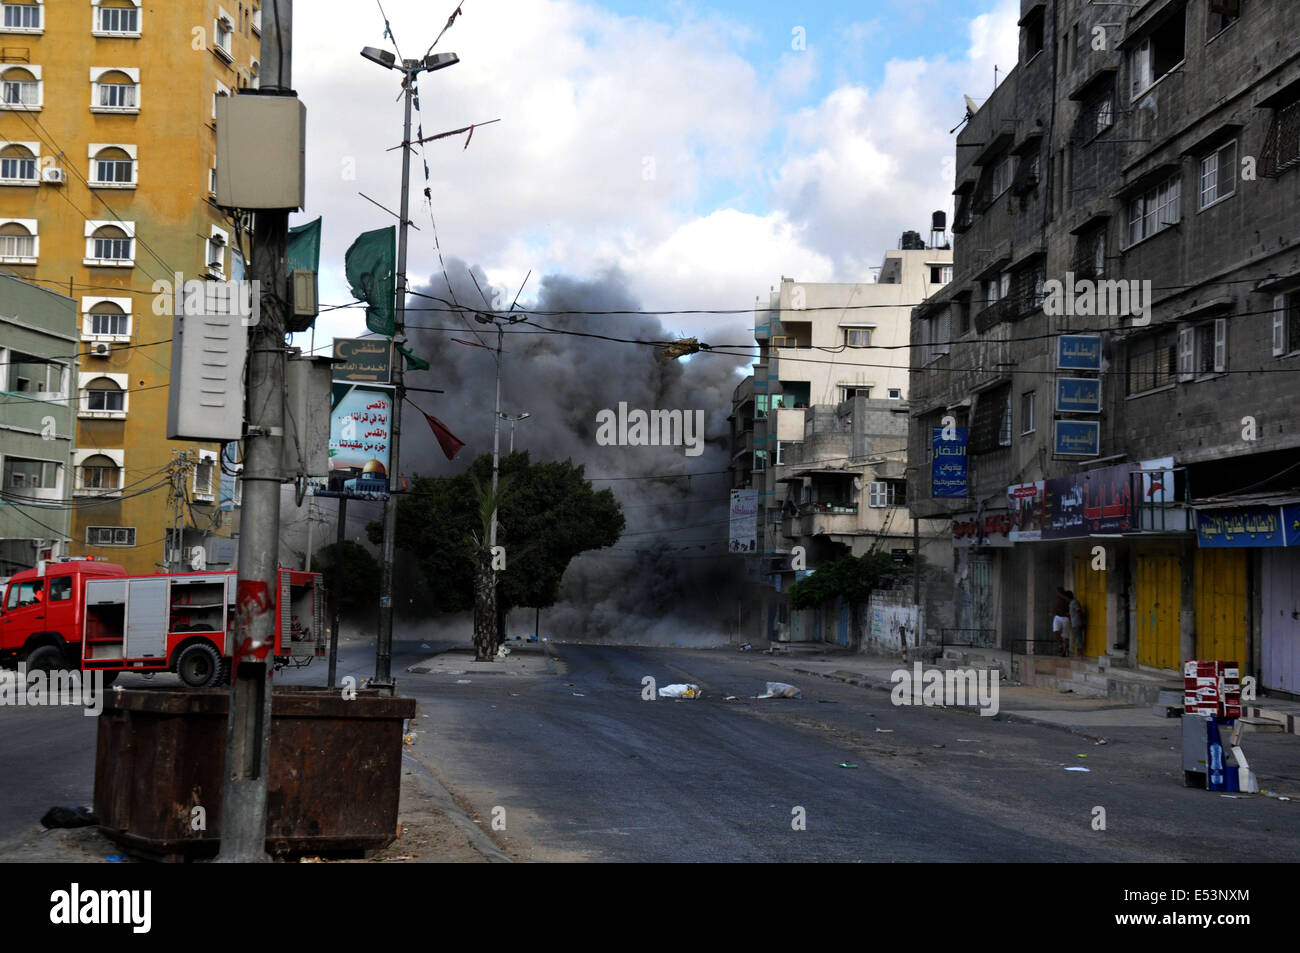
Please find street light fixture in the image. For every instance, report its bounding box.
[497,411,530,454]
[361,44,459,692]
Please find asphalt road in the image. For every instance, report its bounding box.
[400,643,1300,862]
[3,639,1299,862]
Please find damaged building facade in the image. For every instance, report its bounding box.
[907,0,1300,694]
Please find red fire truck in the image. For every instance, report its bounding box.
[0,558,324,687]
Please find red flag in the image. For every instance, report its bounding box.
[416,406,466,460]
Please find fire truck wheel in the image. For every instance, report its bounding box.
[176,643,222,688]
[25,646,68,675]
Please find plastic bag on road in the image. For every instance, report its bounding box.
[659,683,701,699]
[757,681,801,699]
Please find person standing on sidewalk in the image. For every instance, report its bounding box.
[1051,587,1071,656]
[1068,592,1085,657]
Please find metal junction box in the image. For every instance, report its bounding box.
[215,93,306,210]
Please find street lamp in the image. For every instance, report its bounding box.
[497,411,530,453]
[474,311,527,560]
[362,44,458,692]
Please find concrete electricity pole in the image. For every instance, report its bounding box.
[365,47,459,692]
[216,0,292,863]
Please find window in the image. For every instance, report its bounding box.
[251,5,261,34]
[212,81,230,120]
[970,384,1012,453]
[1126,174,1181,246]
[755,394,769,419]
[0,219,36,262]
[1181,320,1226,376]
[0,142,37,183]
[81,374,126,416]
[1012,263,1046,317]
[89,145,136,187]
[1082,88,1114,141]
[214,8,234,60]
[82,298,131,341]
[6,580,43,609]
[1130,6,1186,98]
[1127,329,1178,394]
[844,328,870,348]
[930,265,952,284]
[95,3,140,36]
[1206,0,1240,39]
[1,2,40,32]
[207,226,228,276]
[90,69,139,113]
[78,454,121,491]
[1022,5,1045,61]
[1198,140,1237,209]
[868,481,905,508]
[4,351,62,395]
[193,451,216,502]
[753,449,767,471]
[888,388,902,400]
[84,221,135,267]
[840,385,871,400]
[1021,391,1036,434]
[1272,293,1300,357]
[87,526,136,546]
[991,154,1014,199]
[47,576,72,601]
[1260,90,1300,178]
[0,65,40,109]
[1075,225,1107,279]
[999,391,1013,446]
[4,457,57,491]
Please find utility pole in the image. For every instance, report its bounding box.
[216,0,291,863]
[368,48,459,692]
[327,496,346,687]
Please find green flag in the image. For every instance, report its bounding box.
[286,217,321,275]
[396,342,429,371]
[344,226,395,337]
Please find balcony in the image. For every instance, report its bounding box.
[974,297,1018,334]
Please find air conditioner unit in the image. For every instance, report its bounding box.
[42,167,65,184]
[89,341,111,357]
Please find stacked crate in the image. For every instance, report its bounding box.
[1183,661,1242,718]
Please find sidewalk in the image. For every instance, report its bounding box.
[406,639,561,677]
[746,642,1300,797]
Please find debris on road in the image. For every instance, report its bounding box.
[724,695,738,701]
[837,762,859,769]
[756,681,800,699]
[455,679,472,684]
[875,728,893,733]
[572,692,585,697]
[659,683,701,699]
[1065,766,1090,772]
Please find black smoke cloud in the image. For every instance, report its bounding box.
[395,260,752,644]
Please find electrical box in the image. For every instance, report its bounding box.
[289,268,318,332]
[215,92,306,210]
[281,354,333,479]
[166,304,248,442]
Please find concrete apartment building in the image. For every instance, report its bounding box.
[730,239,952,644]
[0,273,76,575]
[0,1,258,572]
[908,0,1300,695]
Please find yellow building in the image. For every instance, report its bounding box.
[0,0,262,572]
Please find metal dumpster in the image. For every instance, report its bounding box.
[94,685,416,860]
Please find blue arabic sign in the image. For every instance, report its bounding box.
[931,427,968,498]
[1056,377,1101,414]
[1286,504,1300,547]
[1197,505,1287,547]
[1057,334,1102,371]
[1054,420,1100,456]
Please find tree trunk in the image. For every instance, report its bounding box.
[472,545,496,661]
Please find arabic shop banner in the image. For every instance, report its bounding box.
[310,383,394,501]
[932,427,968,498]
[1043,463,1136,539]
[952,511,1014,548]
[729,489,758,553]
[1197,505,1287,547]
[1007,481,1045,541]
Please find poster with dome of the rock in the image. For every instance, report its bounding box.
[310,382,394,501]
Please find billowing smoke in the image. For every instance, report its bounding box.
[392,260,752,645]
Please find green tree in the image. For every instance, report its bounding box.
[368,452,625,658]
[787,550,903,612]
[312,540,382,620]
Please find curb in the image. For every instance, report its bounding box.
[401,752,512,863]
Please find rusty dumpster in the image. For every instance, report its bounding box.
[93,685,416,860]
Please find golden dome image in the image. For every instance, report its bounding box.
[362,459,387,477]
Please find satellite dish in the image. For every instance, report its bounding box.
[964,94,979,119]
[853,477,863,491]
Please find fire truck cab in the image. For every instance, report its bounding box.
[0,558,126,674]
